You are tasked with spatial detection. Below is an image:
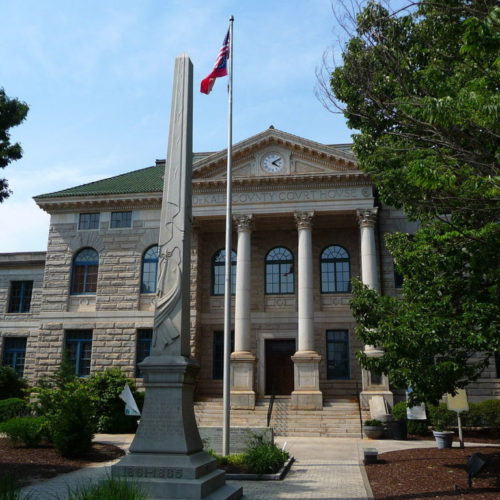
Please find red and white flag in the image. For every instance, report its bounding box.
[200,29,230,94]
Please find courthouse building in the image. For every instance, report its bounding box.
[1,128,498,414]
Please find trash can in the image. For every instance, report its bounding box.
[391,419,407,440]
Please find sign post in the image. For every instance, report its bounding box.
[446,389,469,448]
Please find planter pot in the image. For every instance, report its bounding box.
[364,425,384,439]
[432,430,454,449]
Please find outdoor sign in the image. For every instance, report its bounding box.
[446,388,469,413]
[405,389,427,420]
[119,384,141,416]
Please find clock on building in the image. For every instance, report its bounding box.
[261,152,284,173]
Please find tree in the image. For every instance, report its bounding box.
[325,0,500,404]
[0,88,29,202]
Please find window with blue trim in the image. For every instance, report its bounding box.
[320,245,351,293]
[326,330,350,379]
[2,337,27,377]
[78,213,100,230]
[8,281,33,313]
[136,329,152,377]
[212,249,236,296]
[65,330,93,377]
[141,246,159,293]
[265,247,294,294]
[71,248,99,294]
[110,211,132,228]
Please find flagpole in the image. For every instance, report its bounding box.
[222,15,234,457]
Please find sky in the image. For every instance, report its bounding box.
[0,0,354,253]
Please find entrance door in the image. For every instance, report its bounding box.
[265,339,295,395]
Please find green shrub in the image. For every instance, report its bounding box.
[391,401,429,435]
[0,366,26,400]
[243,442,289,474]
[391,401,407,421]
[0,398,28,423]
[427,403,456,431]
[364,419,383,427]
[0,416,47,447]
[0,475,27,500]
[66,478,147,500]
[475,399,500,431]
[86,368,139,433]
[49,383,95,457]
[461,402,482,427]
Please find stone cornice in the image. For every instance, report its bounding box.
[193,172,371,192]
[35,194,162,214]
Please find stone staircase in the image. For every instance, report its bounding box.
[194,397,368,438]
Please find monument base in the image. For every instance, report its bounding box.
[111,355,242,499]
[230,351,256,409]
[291,351,323,410]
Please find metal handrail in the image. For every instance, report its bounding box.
[267,387,276,427]
[356,381,364,438]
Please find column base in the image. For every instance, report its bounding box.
[291,351,322,410]
[111,355,242,499]
[230,351,256,410]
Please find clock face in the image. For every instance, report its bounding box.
[261,153,284,173]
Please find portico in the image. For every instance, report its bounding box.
[190,127,384,410]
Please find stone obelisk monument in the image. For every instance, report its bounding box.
[111,54,242,500]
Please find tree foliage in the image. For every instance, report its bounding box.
[327,0,500,404]
[0,88,29,202]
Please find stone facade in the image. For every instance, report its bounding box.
[1,128,498,406]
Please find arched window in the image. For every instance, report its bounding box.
[141,245,159,293]
[320,245,350,293]
[71,248,99,294]
[212,249,236,296]
[265,247,294,294]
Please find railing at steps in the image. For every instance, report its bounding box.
[267,390,276,427]
[356,381,364,438]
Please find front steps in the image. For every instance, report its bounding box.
[194,398,368,438]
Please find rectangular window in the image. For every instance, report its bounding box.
[136,329,153,377]
[110,211,132,228]
[8,281,33,313]
[2,337,27,377]
[78,213,100,230]
[213,331,234,380]
[65,330,93,377]
[326,330,350,380]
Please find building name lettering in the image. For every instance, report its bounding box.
[193,187,370,206]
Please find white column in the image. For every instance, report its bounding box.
[234,214,253,353]
[357,208,380,292]
[357,208,393,413]
[295,211,315,352]
[230,214,256,409]
[291,211,322,410]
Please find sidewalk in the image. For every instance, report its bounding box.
[18,434,447,500]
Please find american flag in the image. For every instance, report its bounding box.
[200,29,230,95]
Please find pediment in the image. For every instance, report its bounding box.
[192,128,358,183]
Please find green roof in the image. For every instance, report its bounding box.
[35,152,214,199]
[35,164,164,199]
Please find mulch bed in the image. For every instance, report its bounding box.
[0,438,124,487]
[366,446,500,499]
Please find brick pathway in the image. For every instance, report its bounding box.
[21,434,444,500]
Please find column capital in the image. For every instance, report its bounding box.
[357,207,378,228]
[233,214,254,232]
[294,211,314,230]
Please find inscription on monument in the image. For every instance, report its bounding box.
[115,466,184,479]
